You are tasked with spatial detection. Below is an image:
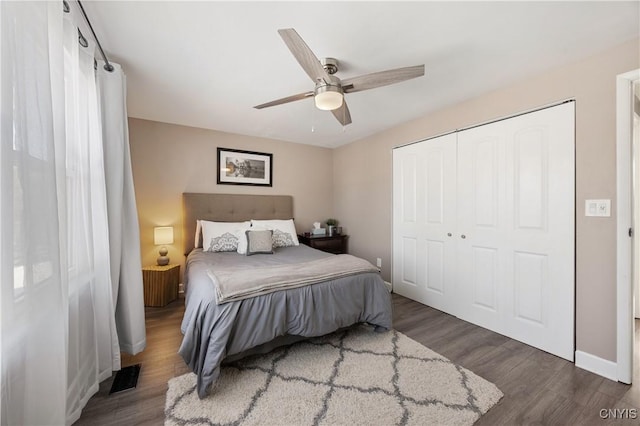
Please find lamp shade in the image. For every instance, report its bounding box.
[154,226,174,245]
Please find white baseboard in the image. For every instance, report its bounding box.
[384,281,392,292]
[575,350,618,381]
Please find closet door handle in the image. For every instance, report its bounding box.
[461,234,466,239]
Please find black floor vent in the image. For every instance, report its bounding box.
[109,364,141,394]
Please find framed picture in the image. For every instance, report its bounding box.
[217,148,273,187]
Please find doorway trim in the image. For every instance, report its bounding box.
[616,68,640,384]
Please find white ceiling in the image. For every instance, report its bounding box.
[83,1,639,148]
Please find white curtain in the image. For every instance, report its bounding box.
[0,2,144,424]
[97,63,146,355]
[1,3,68,424]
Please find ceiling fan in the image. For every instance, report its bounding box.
[254,28,425,126]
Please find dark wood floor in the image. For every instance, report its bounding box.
[76,293,640,425]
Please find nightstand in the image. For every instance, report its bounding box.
[142,264,180,307]
[298,234,348,254]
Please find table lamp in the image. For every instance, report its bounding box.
[154,226,174,266]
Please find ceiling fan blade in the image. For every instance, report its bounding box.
[342,65,425,94]
[331,100,352,126]
[278,28,330,84]
[254,91,314,109]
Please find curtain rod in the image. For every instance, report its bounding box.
[64,0,114,72]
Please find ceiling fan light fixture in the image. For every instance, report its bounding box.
[314,85,343,111]
[256,29,425,126]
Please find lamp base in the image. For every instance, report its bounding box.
[157,246,169,266]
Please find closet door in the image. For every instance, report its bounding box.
[392,134,457,313]
[455,120,508,333]
[456,102,575,361]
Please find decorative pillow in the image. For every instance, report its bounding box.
[250,219,299,247]
[206,232,238,252]
[201,220,251,252]
[245,230,273,256]
[237,224,263,254]
[272,229,295,248]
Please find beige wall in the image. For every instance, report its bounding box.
[129,119,334,279]
[333,38,640,362]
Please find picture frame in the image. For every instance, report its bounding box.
[217,147,273,187]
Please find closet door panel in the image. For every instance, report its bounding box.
[393,146,422,302]
[503,102,575,361]
[425,240,445,294]
[471,246,499,312]
[456,126,506,331]
[421,143,455,311]
[425,150,445,224]
[514,128,548,230]
[513,251,548,325]
[393,134,457,312]
[400,237,418,285]
[400,156,418,224]
[472,139,499,228]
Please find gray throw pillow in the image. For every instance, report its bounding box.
[246,230,274,255]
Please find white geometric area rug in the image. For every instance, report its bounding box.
[166,325,503,426]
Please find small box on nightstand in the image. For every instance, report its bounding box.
[142,264,180,307]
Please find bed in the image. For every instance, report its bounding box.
[178,193,393,398]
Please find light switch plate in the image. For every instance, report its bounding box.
[585,199,611,217]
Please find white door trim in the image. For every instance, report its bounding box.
[616,68,640,384]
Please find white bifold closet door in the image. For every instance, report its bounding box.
[393,102,575,361]
[392,133,458,314]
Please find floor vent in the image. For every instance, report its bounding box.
[109,364,141,394]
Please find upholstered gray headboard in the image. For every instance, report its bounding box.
[182,193,294,255]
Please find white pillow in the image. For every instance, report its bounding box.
[250,219,299,248]
[201,220,251,252]
[194,220,202,248]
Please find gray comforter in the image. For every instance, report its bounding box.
[179,245,393,398]
[211,254,381,303]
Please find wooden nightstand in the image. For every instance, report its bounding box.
[142,264,180,307]
[298,234,348,254]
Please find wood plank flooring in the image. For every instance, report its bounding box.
[75,293,640,425]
